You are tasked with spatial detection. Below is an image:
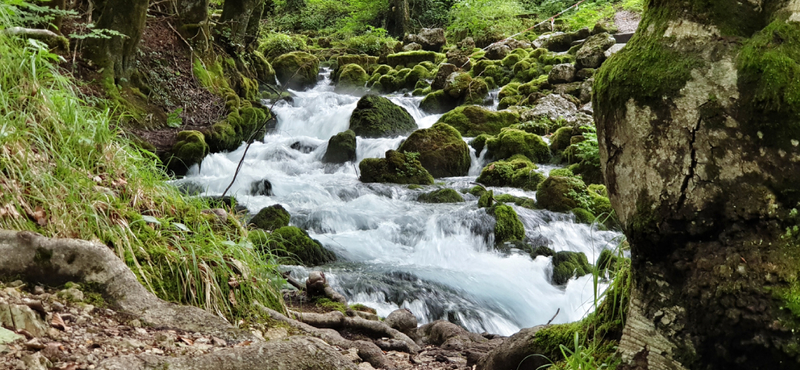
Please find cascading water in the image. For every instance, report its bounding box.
[181,69,622,336]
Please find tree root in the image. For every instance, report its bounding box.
[0,230,253,342]
[289,310,421,353]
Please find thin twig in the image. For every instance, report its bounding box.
[546,308,560,326]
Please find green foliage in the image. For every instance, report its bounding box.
[560,2,615,31]
[418,188,465,203]
[572,126,599,164]
[258,32,308,60]
[166,108,183,128]
[316,297,347,313]
[345,27,397,56]
[448,0,524,43]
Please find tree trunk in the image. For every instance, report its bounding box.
[594,2,800,369]
[219,0,263,51]
[178,0,209,40]
[386,0,410,38]
[82,0,149,84]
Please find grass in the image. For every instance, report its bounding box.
[0,1,285,324]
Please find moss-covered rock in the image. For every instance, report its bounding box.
[477,155,545,191]
[443,72,489,105]
[336,54,378,73]
[349,95,417,137]
[335,64,369,93]
[575,32,616,69]
[250,204,291,231]
[419,89,458,114]
[418,188,465,203]
[323,130,357,163]
[571,207,596,224]
[272,51,320,90]
[167,130,208,174]
[386,51,441,68]
[437,106,520,136]
[549,126,574,155]
[551,251,592,285]
[494,194,537,209]
[469,185,486,197]
[489,204,525,245]
[397,123,470,178]
[470,134,491,154]
[478,189,493,208]
[536,176,588,212]
[266,226,336,266]
[485,128,551,163]
[359,150,434,185]
[549,168,574,178]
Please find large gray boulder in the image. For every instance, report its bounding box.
[576,32,616,69]
[522,93,578,122]
[403,28,446,52]
[548,63,576,84]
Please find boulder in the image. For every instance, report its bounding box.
[489,203,525,245]
[437,106,519,136]
[385,308,418,334]
[604,43,625,58]
[575,32,616,69]
[335,64,369,93]
[432,63,459,90]
[446,47,471,69]
[477,156,545,191]
[359,150,434,185]
[532,32,573,52]
[552,251,592,285]
[419,90,458,114]
[0,302,48,337]
[386,51,439,68]
[249,179,273,196]
[417,188,465,203]
[349,95,417,138]
[485,43,511,60]
[250,204,290,231]
[336,54,379,71]
[259,226,336,266]
[536,176,588,212]
[323,130,357,163]
[485,128,551,163]
[403,28,447,52]
[272,51,320,90]
[443,72,488,105]
[521,93,579,122]
[397,122,471,178]
[167,130,208,175]
[548,63,576,84]
[402,42,422,51]
[579,78,594,103]
[476,326,550,370]
[550,126,574,155]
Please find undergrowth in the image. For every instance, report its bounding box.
[0,1,285,325]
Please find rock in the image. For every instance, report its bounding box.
[249,179,273,196]
[272,51,320,90]
[533,32,573,52]
[592,21,617,35]
[167,130,209,176]
[201,208,228,224]
[550,126,575,156]
[323,130,357,163]
[385,308,417,334]
[576,32,616,69]
[458,37,475,50]
[96,336,358,370]
[485,43,511,60]
[552,251,592,285]
[56,287,84,302]
[0,327,22,348]
[536,176,588,212]
[604,43,625,58]
[335,64,369,93]
[485,128,551,163]
[445,48,471,70]
[260,226,336,266]
[443,72,488,105]
[250,204,290,231]
[417,188,464,203]
[548,63,576,84]
[403,28,447,52]
[579,78,594,103]
[0,303,48,337]
[522,94,578,122]
[553,81,583,98]
[402,42,422,51]
[489,204,525,245]
[437,106,520,136]
[419,90,458,114]
[477,156,545,191]
[417,320,484,350]
[386,51,439,68]
[359,150,434,185]
[22,352,51,370]
[432,63,458,90]
[290,140,318,153]
[576,68,595,80]
[349,95,417,138]
[476,326,549,370]
[336,54,378,72]
[397,123,471,178]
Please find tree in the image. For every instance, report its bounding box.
[594,2,800,369]
[218,0,265,51]
[386,0,410,38]
[82,0,149,85]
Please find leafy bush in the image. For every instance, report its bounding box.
[345,26,397,55]
[258,32,307,60]
[447,0,525,42]
[409,0,457,28]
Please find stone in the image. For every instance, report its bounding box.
[0,303,48,337]
[432,63,458,90]
[397,123,471,178]
[484,43,511,60]
[335,64,369,94]
[403,28,446,52]
[575,33,616,69]
[402,42,422,51]
[548,63,576,84]
[485,127,551,163]
[349,95,417,138]
[419,90,458,114]
[476,326,549,370]
[250,204,290,231]
[272,51,320,90]
[579,78,594,103]
[477,156,544,191]
[386,51,439,68]
[437,105,520,136]
[522,94,579,122]
[249,178,273,196]
[359,150,434,185]
[533,32,573,52]
[417,188,464,203]
[385,308,417,334]
[57,287,85,302]
[604,43,625,58]
[260,226,335,266]
[323,130,357,164]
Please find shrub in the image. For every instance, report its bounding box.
[259,32,308,60]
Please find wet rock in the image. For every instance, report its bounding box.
[56,287,84,302]
[249,178,273,196]
[477,326,549,370]
[359,150,434,185]
[250,204,290,231]
[398,122,471,178]
[386,51,439,68]
[335,64,370,94]
[403,28,447,52]
[548,63,576,84]
[349,95,417,138]
[167,130,209,176]
[402,42,422,51]
[22,352,51,370]
[437,105,520,136]
[417,188,464,203]
[533,32,573,52]
[323,130,357,164]
[290,140,318,154]
[552,251,592,285]
[272,51,320,90]
[419,90,458,114]
[255,226,336,266]
[446,48,471,69]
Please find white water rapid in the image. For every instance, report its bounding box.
[181,69,622,336]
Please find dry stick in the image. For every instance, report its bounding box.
[546,308,561,326]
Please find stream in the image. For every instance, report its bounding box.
[180,69,622,336]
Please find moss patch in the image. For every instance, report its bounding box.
[552,251,592,285]
[250,204,291,231]
[418,188,465,203]
[437,105,520,136]
[489,203,525,245]
[397,123,471,178]
[359,150,434,185]
[349,95,417,138]
[485,128,551,163]
[272,51,320,90]
[477,156,545,191]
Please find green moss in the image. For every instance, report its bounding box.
[349,95,417,137]
[264,226,336,266]
[571,207,596,224]
[350,303,377,314]
[552,251,592,285]
[167,130,209,173]
[469,185,486,197]
[477,156,545,191]
[532,321,584,360]
[470,134,491,154]
[537,176,589,212]
[486,128,551,163]
[478,190,493,208]
[323,130,357,163]
[501,53,523,68]
[386,51,440,68]
[549,168,575,178]
[373,64,393,75]
[489,203,525,245]
[420,89,458,114]
[397,122,470,178]
[272,51,320,90]
[530,245,555,259]
[437,105,520,136]
[550,127,574,154]
[250,204,290,231]
[359,150,434,185]
[316,298,346,314]
[498,82,521,100]
[418,188,465,203]
[336,64,369,93]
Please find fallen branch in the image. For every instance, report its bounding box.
[280,271,305,291]
[4,27,68,50]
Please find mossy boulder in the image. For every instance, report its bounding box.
[349,95,417,138]
[551,251,592,285]
[485,128,551,163]
[443,72,489,105]
[250,204,290,231]
[167,130,208,174]
[359,150,434,185]
[571,207,596,224]
[419,89,458,114]
[437,106,520,136]
[397,123,470,178]
[477,156,545,191]
[575,32,616,69]
[336,54,378,73]
[267,226,336,266]
[272,51,320,90]
[335,64,369,93]
[386,51,440,68]
[417,188,464,203]
[536,176,588,212]
[488,204,525,245]
[478,189,493,208]
[494,194,537,209]
[470,134,491,154]
[511,120,550,136]
[323,130,357,163]
[549,126,574,155]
